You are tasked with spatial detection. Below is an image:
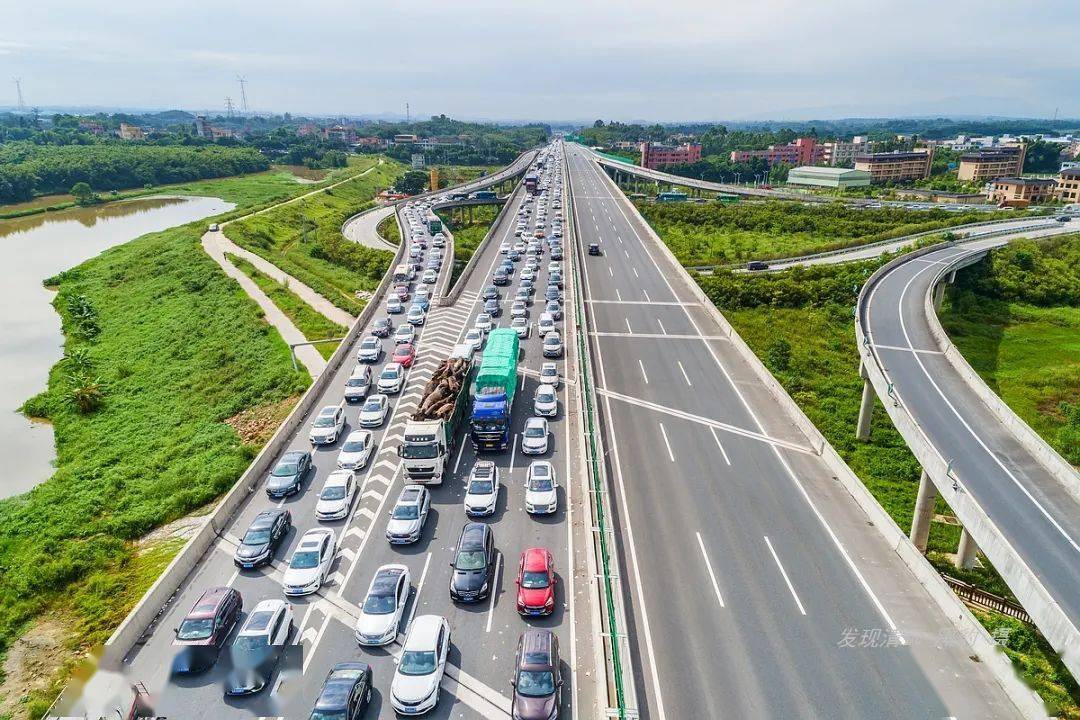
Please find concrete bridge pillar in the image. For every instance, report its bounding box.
[910,470,937,552]
[933,281,946,310]
[856,362,875,441]
[955,527,979,569]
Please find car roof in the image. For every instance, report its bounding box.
[324,470,351,486]
[459,522,488,549]
[281,450,306,462]
[522,547,550,571]
[250,509,283,530]
[519,629,556,668]
[242,599,287,633]
[299,528,333,547]
[399,485,425,504]
[188,586,233,618]
[317,663,370,711]
[404,615,443,649]
[537,384,556,393]
[318,405,338,416]
[345,429,370,442]
[525,416,547,428]
[370,566,405,595]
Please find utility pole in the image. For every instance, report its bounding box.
[237,75,249,113]
[13,77,25,111]
[406,102,410,124]
[225,96,235,118]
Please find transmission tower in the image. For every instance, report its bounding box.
[13,77,25,111]
[225,96,235,118]
[236,75,249,112]
[406,102,410,124]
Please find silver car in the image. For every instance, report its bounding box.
[521,416,549,455]
[386,485,430,544]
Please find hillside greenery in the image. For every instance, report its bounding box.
[638,200,1007,266]
[226,158,403,314]
[0,143,269,203]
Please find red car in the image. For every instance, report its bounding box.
[394,285,410,302]
[392,343,415,368]
[171,586,242,673]
[516,547,556,616]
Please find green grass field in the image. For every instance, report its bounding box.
[227,254,347,359]
[637,200,1009,266]
[438,204,500,287]
[226,158,403,315]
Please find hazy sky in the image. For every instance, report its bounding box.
[3,0,1078,121]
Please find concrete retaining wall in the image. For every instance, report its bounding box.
[103,204,408,667]
[593,162,1051,717]
[922,251,1080,503]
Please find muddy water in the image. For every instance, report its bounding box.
[0,196,234,498]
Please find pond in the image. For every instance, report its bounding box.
[0,195,234,498]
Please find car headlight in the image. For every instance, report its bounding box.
[480,582,489,593]
[546,596,555,606]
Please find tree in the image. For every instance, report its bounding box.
[593,119,605,128]
[1023,140,1063,173]
[398,170,428,195]
[71,181,97,205]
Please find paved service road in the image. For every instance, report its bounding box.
[60,146,596,720]
[863,238,1080,673]
[567,143,1028,719]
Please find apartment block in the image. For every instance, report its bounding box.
[640,142,702,169]
[853,149,933,182]
[957,145,1026,182]
[1056,168,1080,203]
[730,137,824,167]
[986,177,1056,205]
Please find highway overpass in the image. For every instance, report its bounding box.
[857,238,1080,681]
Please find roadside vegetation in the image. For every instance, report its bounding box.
[437,204,500,287]
[0,170,330,718]
[226,254,347,359]
[674,245,1079,716]
[939,236,1080,464]
[226,157,403,315]
[637,199,1008,266]
[376,212,401,245]
[435,165,501,187]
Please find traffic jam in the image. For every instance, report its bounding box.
[161,143,574,719]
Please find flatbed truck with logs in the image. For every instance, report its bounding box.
[399,344,474,484]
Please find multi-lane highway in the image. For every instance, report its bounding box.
[57,145,597,720]
[566,143,1030,719]
[861,238,1080,677]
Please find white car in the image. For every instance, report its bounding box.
[357,336,382,363]
[510,301,528,319]
[539,361,560,388]
[407,305,426,326]
[537,313,556,337]
[359,394,390,427]
[395,323,416,345]
[355,564,411,646]
[534,384,557,417]
[337,429,374,470]
[525,461,558,515]
[378,362,405,394]
[225,600,292,694]
[521,416,549,455]
[422,269,438,284]
[474,313,494,334]
[500,241,511,254]
[315,469,356,521]
[464,460,500,517]
[543,331,563,358]
[391,615,451,715]
[510,316,530,338]
[464,328,484,351]
[282,528,337,596]
[387,296,404,314]
[343,365,372,402]
[310,403,346,445]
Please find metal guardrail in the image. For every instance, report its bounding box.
[943,575,1033,624]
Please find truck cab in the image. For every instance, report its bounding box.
[470,329,520,452]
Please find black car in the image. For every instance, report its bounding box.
[484,298,502,317]
[482,285,500,301]
[450,522,496,603]
[234,509,292,569]
[372,318,393,338]
[746,260,770,271]
[266,450,312,498]
[493,270,510,286]
[587,243,601,256]
[309,662,372,720]
[551,247,563,260]
[499,260,515,276]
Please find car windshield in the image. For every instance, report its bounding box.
[309,711,347,720]
[392,504,419,520]
[468,479,494,495]
[522,570,550,589]
[398,650,436,676]
[538,391,555,404]
[321,485,347,501]
[233,634,269,653]
[362,592,396,615]
[362,399,382,412]
[346,377,366,387]
[314,415,336,428]
[381,368,399,379]
[272,461,298,476]
[362,338,378,347]
[343,440,366,452]
[516,670,555,697]
[455,549,487,571]
[243,527,271,545]
[524,425,545,438]
[401,443,438,459]
[529,476,554,492]
[290,550,320,569]
[176,617,213,640]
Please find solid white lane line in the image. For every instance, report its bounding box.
[658,422,675,462]
[639,359,649,384]
[764,535,807,616]
[509,436,517,475]
[404,552,433,634]
[695,532,726,608]
[625,318,633,334]
[656,317,666,335]
[485,553,502,632]
[226,568,240,587]
[709,427,732,466]
[677,360,692,387]
[591,331,728,340]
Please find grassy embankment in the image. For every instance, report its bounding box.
[376,213,401,245]
[0,168,370,719]
[668,229,1080,716]
[226,158,403,315]
[434,165,501,187]
[636,200,1009,266]
[437,204,500,287]
[226,254,348,359]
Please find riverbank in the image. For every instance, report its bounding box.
[0,168,343,718]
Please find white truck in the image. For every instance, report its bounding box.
[398,345,474,484]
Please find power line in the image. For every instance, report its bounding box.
[236,75,248,113]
